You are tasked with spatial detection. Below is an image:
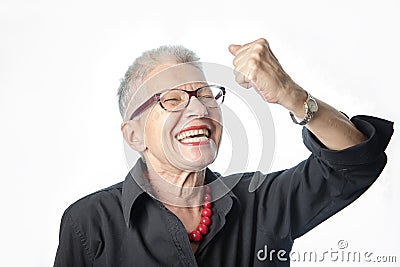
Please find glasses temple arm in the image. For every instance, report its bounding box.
[129,94,160,120]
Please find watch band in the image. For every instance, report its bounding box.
[289,91,317,125]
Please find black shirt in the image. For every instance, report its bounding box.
[54,115,393,267]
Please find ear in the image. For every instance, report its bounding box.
[121,120,146,152]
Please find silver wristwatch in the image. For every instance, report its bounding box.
[289,91,318,125]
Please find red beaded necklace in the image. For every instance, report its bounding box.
[187,185,212,242]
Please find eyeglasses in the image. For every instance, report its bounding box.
[128,85,225,120]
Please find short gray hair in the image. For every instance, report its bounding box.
[117,45,200,118]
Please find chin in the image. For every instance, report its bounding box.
[167,143,218,172]
[186,154,216,171]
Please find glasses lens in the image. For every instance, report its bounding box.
[160,89,188,111]
[198,86,225,107]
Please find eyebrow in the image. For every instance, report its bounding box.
[171,82,209,91]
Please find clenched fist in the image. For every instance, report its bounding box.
[229,38,306,112]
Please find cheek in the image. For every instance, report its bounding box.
[144,110,177,147]
[210,110,223,142]
[213,126,223,148]
[144,112,164,145]
[210,108,223,122]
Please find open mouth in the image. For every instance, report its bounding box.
[176,125,211,145]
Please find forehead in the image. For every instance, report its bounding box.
[144,63,206,91]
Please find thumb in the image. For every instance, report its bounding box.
[228,44,241,56]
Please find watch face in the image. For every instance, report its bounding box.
[308,100,318,112]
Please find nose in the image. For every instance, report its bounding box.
[185,96,208,117]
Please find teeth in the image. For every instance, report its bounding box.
[177,128,210,141]
[180,136,208,143]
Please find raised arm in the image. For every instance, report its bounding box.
[228,38,367,150]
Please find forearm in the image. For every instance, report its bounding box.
[228,37,369,150]
[284,86,367,151]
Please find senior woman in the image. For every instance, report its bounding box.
[54,38,393,266]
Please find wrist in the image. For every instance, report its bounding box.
[279,85,308,117]
[289,91,319,125]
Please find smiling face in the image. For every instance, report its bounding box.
[134,64,223,172]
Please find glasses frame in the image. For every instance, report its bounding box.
[128,85,225,120]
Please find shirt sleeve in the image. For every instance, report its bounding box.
[256,115,393,240]
[54,210,93,267]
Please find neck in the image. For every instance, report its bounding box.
[144,161,206,208]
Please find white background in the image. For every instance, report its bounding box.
[0,0,399,266]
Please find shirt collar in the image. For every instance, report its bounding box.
[121,158,239,228]
[122,158,148,227]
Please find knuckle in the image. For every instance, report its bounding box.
[251,53,261,61]
[234,69,245,78]
[248,72,255,81]
[232,57,238,67]
[234,74,243,84]
[248,58,259,69]
[257,38,268,45]
[252,43,264,52]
